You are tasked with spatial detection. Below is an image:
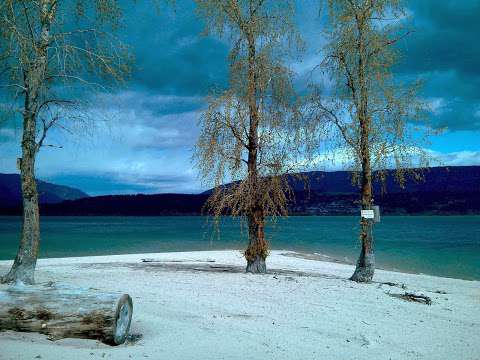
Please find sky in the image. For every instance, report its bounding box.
[0,0,479,195]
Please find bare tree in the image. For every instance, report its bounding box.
[0,0,131,284]
[194,0,302,273]
[310,0,428,282]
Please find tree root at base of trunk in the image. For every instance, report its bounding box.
[0,266,35,285]
[350,265,375,283]
[246,255,266,274]
[350,252,375,283]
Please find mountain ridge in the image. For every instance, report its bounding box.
[0,173,89,208]
[203,166,480,195]
[1,166,479,215]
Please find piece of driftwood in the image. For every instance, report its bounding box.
[141,258,216,263]
[389,292,432,305]
[379,281,407,289]
[0,282,133,345]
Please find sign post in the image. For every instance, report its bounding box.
[372,205,381,223]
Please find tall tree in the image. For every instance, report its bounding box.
[0,0,131,284]
[311,0,427,282]
[194,0,301,273]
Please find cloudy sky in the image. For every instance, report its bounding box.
[1,0,479,195]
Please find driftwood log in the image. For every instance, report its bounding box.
[0,282,133,345]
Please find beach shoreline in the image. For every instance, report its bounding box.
[2,215,479,281]
[2,247,474,281]
[0,250,479,360]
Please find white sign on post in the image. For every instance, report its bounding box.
[361,209,375,219]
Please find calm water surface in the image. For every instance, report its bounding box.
[0,216,478,280]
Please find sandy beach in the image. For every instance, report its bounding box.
[0,250,479,360]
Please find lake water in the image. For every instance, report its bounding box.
[0,216,478,280]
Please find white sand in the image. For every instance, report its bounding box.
[0,250,479,360]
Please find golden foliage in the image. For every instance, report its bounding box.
[311,0,433,186]
[194,0,305,258]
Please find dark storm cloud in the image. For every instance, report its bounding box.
[121,1,228,96]
[396,0,480,130]
[98,91,204,117]
[400,1,479,77]
[118,0,480,131]
[48,173,197,195]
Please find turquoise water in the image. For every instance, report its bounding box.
[0,216,479,280]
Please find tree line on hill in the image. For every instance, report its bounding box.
[2,166,479,216]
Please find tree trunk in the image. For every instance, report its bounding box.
[246,255,266,274]
[0,282,133,345]
[1,117,40,285]
[350,218,375,282]
[351,25,375,283]
[351,156,375,282]
[243,28,267,274]
[245,212,267,274]
[1,0,55,285]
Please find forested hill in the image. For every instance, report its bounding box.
[0,174,88,210]
[1,166,479,215]
[288,166,480,194]
[202,166,480,195]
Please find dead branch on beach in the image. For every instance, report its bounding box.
[388,292,432,305]
[377,281,407,289]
